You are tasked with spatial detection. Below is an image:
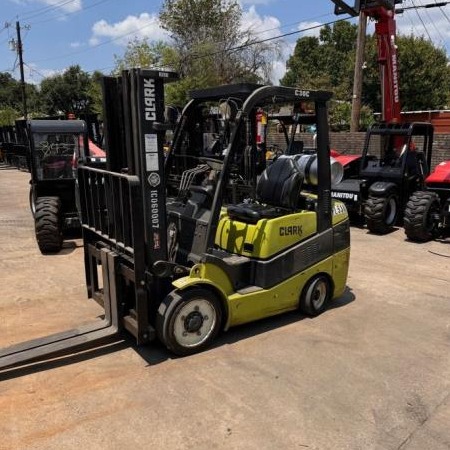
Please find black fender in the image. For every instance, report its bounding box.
[368,181,397,197]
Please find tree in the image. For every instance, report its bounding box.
[281,22,357,99]
[363,35,450,112]
[113,38,173,74]
[0,71,40,119]
[329,101,374,131]
[39,65,94,116]
[159,0,279,103]
[0,106,19,126]
[87,70,105,116]
[281,24,450,129]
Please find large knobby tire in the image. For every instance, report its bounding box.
[404,191,440,242]
[156,288,222,356]
[299,274,332,317]
[364,193,399,234]
[34,196,63,253]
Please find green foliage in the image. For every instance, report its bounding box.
[0,106,19,126]
[39,65,94,116]
[363,35,450,111]
[281,22,357,99]
[87,70,104,116]
[282,23,450,129]
[113,38,172,74]
[329,102,374,131]
[0,72,40,118]
[159,0,279,102]
[160,0,241,54]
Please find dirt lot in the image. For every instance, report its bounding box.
[1,164,449,450]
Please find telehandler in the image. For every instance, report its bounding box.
[0,70,350,369]
[330,0,442,234]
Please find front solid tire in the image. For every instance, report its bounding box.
[156,288,222,356]
[364,193,399,234]
[299,274,332,317]
[34,196,63,253]
[404,191,440,242]
[29,186,36,218]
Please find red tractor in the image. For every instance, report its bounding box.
[404,161,450,241]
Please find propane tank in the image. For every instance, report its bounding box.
[293,154,344,186]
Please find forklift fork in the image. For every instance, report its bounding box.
[0,249,121,371]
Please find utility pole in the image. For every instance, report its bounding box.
[8,21,28,119]
[350,11,367,132]
[15,21,28,119]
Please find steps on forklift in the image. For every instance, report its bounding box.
[236,285,264,295]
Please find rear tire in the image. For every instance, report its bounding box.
[364,193,399,234]
[404,191,440,242]
[35,196,63,253]
[299,274,331,317]
[156,288,222,356]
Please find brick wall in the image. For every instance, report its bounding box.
[268,131,450,171]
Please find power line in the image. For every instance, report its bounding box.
[12,2,450,81]
[28,10,339,65]
[410,0,433,40]
[189,18,349,62]
[20,0,80,21]
[418,0,447,44]
[437,2,450,23]
[396,0,450,11]
[29,0,114,26]
[11,54,19,72]
[23,61,51,80]
[397,0,450,42]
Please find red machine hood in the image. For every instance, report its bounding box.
[330,150,361,168]
[88,139,106,157]
[426,160,450,185]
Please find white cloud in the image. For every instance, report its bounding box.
[271,59,287,85]
[241,6,290,85]
[23,63,64,84]
[240,0,272,5]
[241,5,281,38]
[297,21,323,38]
[19,0,82,13]
[395,9,450,49]
[271,40,296,85]
[69,41,82,48]
[89,13,169,47]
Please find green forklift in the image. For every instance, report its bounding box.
[0,70,350,370]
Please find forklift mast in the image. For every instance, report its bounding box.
[0,70,178,370]
[100,69,178,264]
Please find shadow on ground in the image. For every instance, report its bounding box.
[0,287,355,379]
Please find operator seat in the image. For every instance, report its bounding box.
[227,156,304,224]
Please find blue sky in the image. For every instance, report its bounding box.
[1,0,449,85]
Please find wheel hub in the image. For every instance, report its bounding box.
[173,298,217,348]
[184,311,204,333]
[312,283,326,308]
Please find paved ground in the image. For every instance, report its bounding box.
[0,164,449,450]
